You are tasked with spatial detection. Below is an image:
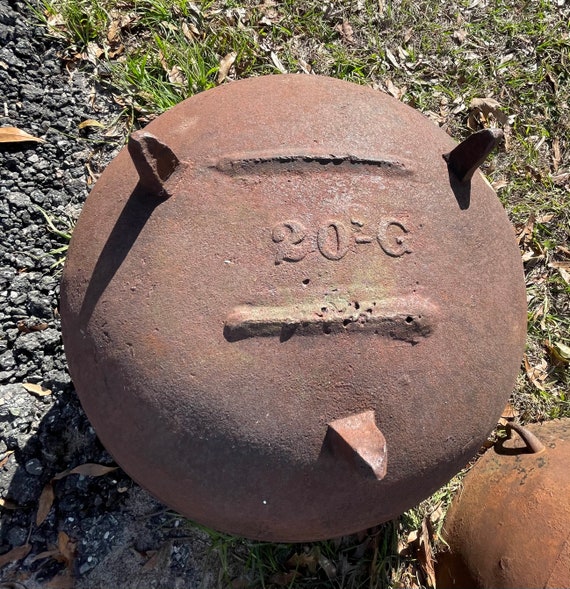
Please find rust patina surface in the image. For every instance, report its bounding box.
[437,419,570,589]
[60,75,527,541]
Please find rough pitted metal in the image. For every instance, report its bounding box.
[60,75,527,542]
[437,419,570,589]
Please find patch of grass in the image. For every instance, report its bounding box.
[34,205,74,270]
[32,0,570,586]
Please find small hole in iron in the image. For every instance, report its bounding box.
[405,316,414,324]
[343,319,351,327]
[302,278,310,285]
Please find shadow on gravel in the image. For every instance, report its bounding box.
[0,388,213,589]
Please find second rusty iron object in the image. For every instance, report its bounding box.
[60,75,527,541]
[436,419,570,589]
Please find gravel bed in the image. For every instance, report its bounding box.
[0,2,216,587]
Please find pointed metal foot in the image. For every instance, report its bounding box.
[443,128,503,183]
[128,131,181,198]
[326,410,387,480]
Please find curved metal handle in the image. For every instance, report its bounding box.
[507,422,546,454]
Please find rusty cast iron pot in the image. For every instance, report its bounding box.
[60,74,526,542]
[436,419,570,589]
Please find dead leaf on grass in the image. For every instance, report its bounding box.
[217,51,237,84]
[384,47,400,69]
[523,355,548,390]
[298,58,312,74]
[22,382,52,397]
[53,463,119,480]
[469,97,508,125]
[36,481,55,526]
[318,553,337,579]
[386,79,406,100]
[270,571,299,585]
[453,28,468,44]
[286,550,318,574]
[551,137,561,172]
[0,543,32,568]
[270,51,287,74]
[182,21,200,41]
[47,13,66,29]
[492,178,508,191]
[0,126,46,144]
[544,340,570,366]
[551,172,570,186]
[549,261,570,284]
[516,213,535,246]
[82,42,104,64]
[335,21,355,44]
[158,52,187,86]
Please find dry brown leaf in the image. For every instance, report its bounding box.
[453,28,468,43]
[418,517,436,588]
[286,551,318,574]
[30,547,61,563]
[36,481,55,526]
[270,571,299,585]
[47,572,75,589]
[17,320,49,333]
[0,543,31,568]
[498,402,518,426]
[141,550,161,571]
[551,172,570,185]
[469,97,508,125]
[107,18,120,42]
[386,79,406,100]
[0,126,45,144]
[217,51,237,84]
[318,553,337,579]
[335,20,354,43]
[270,51,287,74]
[0,450,14,468]
[57,531,76,565]
[501,402,518,420]
[84,41,103,64]
[47,12,66,28]
[53,463,118,480]
[523,355,548,390]
[552,137,561,172]
[0,497,18,510]
[22,382,52,397]
[492,178,508,191]
[78,119,104,130]
[385,47,400,69]
[543,340,570,366]
[551,263,570,284]
[516,212,535,245]
[298,58,312,74]
[168,65,186,86]
[182,21,200,41]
